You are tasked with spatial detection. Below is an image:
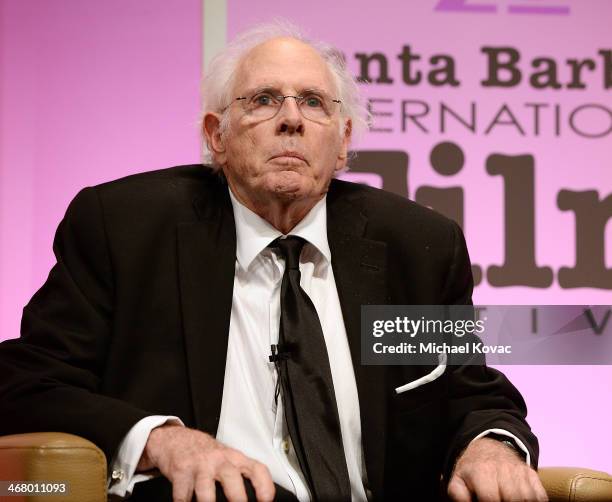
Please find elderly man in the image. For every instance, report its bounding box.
[0,23,547,502]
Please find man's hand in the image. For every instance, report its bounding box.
[137,424,275,502]
[447,437,548,502]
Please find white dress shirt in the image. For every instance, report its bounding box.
[108,190,529,499]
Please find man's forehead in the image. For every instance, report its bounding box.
[234,37,335,94]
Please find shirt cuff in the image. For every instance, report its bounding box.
[107,415,184,498]
[470,428,531,466]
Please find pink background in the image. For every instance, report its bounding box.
[1,0,610,471]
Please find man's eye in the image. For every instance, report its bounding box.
[253,94,275,106]
[303,95,323,108]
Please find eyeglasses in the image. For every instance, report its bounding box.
[225,88,342,124]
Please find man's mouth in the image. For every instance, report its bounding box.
[269,151,308,165]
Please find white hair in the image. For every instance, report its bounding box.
[200,20,371,169]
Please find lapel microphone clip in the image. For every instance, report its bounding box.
[270,344,292,406]
[269,344,292,363]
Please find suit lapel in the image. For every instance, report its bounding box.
[327,181,389,499]
[177,181,236,434]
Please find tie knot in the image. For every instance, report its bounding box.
[271,236,306,270]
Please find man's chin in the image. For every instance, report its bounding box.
[266,171,312,200]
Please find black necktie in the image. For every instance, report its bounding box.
[270,236,351,501]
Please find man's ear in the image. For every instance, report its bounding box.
[335,118,352,173]
[203,112,227,165]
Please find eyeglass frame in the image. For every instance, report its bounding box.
[221,88,342,124]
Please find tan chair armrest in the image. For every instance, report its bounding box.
[0,432,107,502]
[539,466,612,502]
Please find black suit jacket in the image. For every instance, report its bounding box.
[0,165,538,501]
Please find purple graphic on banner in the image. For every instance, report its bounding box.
[435,0,570,15]
[508,3,570,15]
[435,0,497,12]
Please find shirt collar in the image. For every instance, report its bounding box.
[228,188,332,271]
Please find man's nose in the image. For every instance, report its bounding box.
[276,97,304,135]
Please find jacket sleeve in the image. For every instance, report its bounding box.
[0,187,150,466]
[440,220,539,482]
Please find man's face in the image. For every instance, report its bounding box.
[206,37,351,208]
